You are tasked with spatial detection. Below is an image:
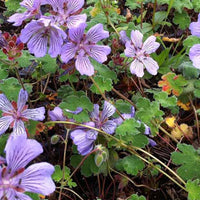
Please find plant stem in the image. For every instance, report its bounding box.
[15,66,25,90]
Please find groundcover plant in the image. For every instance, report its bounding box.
[1,0,200,199]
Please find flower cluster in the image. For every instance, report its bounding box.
[189,14,200,69]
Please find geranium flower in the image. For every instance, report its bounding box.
[0,136,55,199]
[122,30,160,77]
[8,0,42,26]
[61,23,111,76]
[189,14,200,37]
[42,0,87,28]
[20,17,67,57]
[70,101,116,155]
[189,44,200,69]
[0,89,45,136]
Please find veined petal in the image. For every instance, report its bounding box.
[189,44,200,69]
[20,163,55,195]
[0,190,32,200]
[75,54,94,76]
[21,107,45,121]
[119,30,130,44]
[17,89,28,113]
[142,57,159,76]
[20,0,35,8]
[101,101,116,122]
[6,136,43,173]
[8,13,27,26]
[143,36,160,54]
[67,14,87,29]
[61,42,77,63]
[0,94,14,113]
[49,107,66,121]
[67,0,85,14]
[20,20,42,43]
[27,31,48,57]
[69,23,86,43]
[130,59,144,77]
[86,24,109,43]
[71,129,95,155]
[131,30,143,49]
[0,116,13,135]
[12,120,27,136]
[124,41,136,57]
[90,104,100,121]
[87,45,111,63]
[102,120,117,134]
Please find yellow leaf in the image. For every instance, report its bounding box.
[177,100,190,111]
[165,116,176,128]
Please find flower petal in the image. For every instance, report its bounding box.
[6,135,43,173]
[189,44,200,69]
[0,190,32,200]
[21,107,45,121]
[102,120,117,134]
[87,45,111,63]
[8,13,27,26]
[189,14,200,37]
[90,104,100,121]
[124,41,136,57]
[67,14,87,29]
[0,116,13,135]
[17,89,28,112]
[101,101,116,122]
[61,42,77,63]
[49,107,66,121]
[67,0,85,14]
[71,129,96,155]
[75,54,94,76]
[0,94,14,113]
[142,57,159,76]
[119,30,130,44]
[12,120,27,136]
[143,36,160,54]
[69,23,86,42]
[131,30,143,49]
[20,162,55,195]
[86,24,109,43]
[130,59,144,77]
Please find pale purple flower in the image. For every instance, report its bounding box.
[49,106,82,121]
[42,0,87,28]
[124,30,160,77]
[61,23,111,76]
[189,44,200,69]
[20,17,67,57]
[8,0,42,26]
[0,136,55,199]
[114,106,156,146]
[189,14,200,37]
[70,101,116,155]
[0,89,45,137]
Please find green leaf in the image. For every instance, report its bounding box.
[154,91,177,108]
[59,94,93,122]
[27,120,39,138]
[171,144,200,180]
[192,0,200,12]
[116,155,145,176]
[0,67,8,79]
[90,75,113,94]
[116,119,141,136]
[172,0,193,13]
[25,192,40,200]
[186,179,200,200]
[128,194,146,200]
[154,11,167,25]
[16,50,35,68]
[135,98,164,135]
[173,11,190,30]
[0,77,32,101]
[125,0,142,10]
[0,134,9,155]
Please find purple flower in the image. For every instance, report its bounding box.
[49,107,66,121]
[42,0,87,28]
[61,23,111,76]
[0,89,45,137]
[0,136,55,199]
[123,30,160,77]
[20,17,67,57]
[189,44,200,69]
[189,14,200,37]
[8,0,42,26]
[70,101,116,155]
